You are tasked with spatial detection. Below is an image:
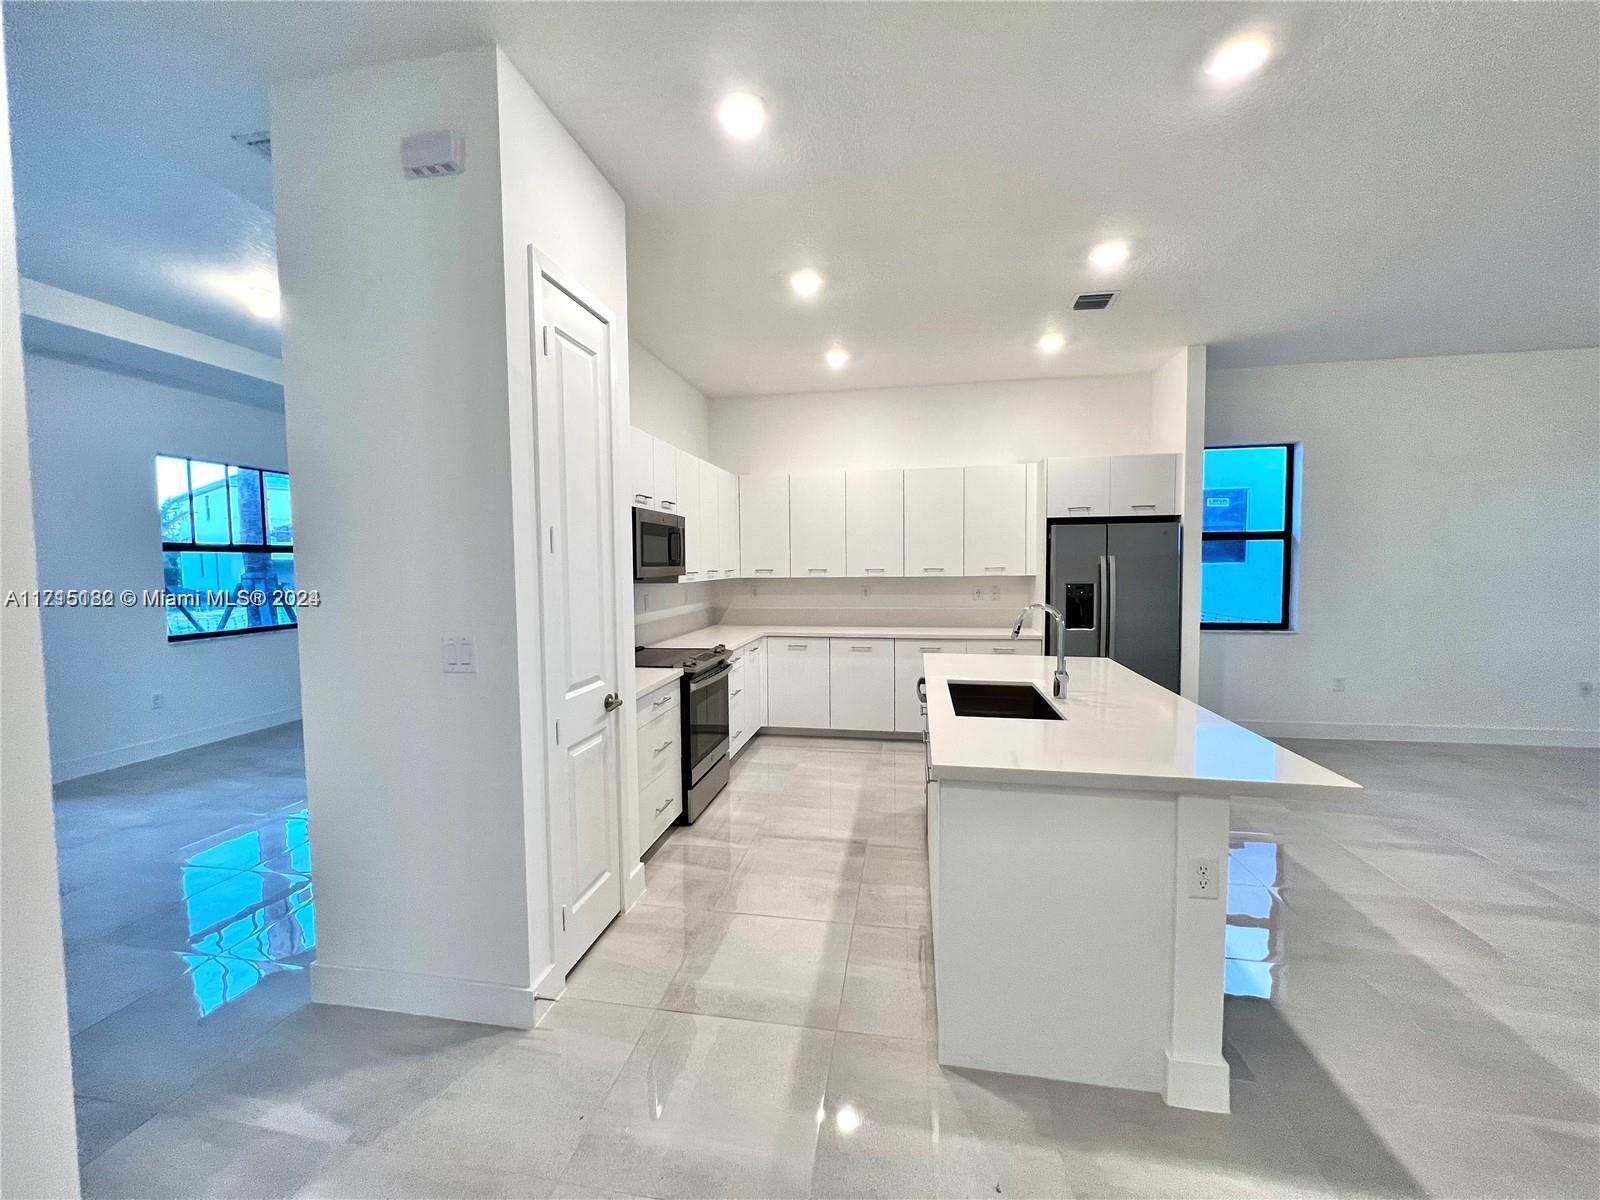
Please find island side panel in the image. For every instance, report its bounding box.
[933,779,1177,1093]
[1163,791,1233,1112]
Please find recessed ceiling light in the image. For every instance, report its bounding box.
[1037,331,1065,354]
[825,346,850,369]
[835,1105,863,1135]
[789,268,824,299]
[1088,239,1131,273]
[1205,34,1272,84]
[716,91,767,140]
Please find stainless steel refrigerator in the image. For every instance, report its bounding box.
[1046,519,1181,691]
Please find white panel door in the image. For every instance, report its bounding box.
[740,473,790,578]
[893,638,967,732]
[1108,453,1178,516]
[846,469,905,577]
[964,464,1027,576]
[766,637,830,727]
[533,265,623,974]
[677,449,703,579]
[1046,456,1110,518]
[904,467,965,578]
[789,471,846,578]
[652,438,678,511]
[829,638,895,731]
[628,428,655,508]
[718,468,740,576]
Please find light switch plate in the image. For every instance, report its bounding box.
[442,636,477,674]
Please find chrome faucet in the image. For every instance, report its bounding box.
[1012,603,1069,697]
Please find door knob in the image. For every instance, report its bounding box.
[603,692,623,712]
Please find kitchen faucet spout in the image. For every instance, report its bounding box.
[1012,602,1069,697]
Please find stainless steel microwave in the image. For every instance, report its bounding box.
[632,506,685,580]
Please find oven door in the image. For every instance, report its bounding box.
[633,507,685,580]
[685,663,730,784]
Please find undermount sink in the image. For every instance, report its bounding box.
[946,681,1063,721]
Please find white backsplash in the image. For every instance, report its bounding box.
[712,575,1039,630]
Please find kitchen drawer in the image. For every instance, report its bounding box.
[767,637,830,728]
[729,655,753,757]
[963,638,1044,655]
[893,639,967,732]
[640,768,683,848]
[829,638,895,732]
[638,680,681,723]
[637,700,681,785]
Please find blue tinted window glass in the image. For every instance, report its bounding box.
[189,460,230,544]
[163,552,298,638]
[1202,446,1288,532]
[156,456,193,542]
[264,472,293,545]
[1201,539,1285,625]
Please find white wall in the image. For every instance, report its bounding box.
[273,46,634,1026]
[630,340,708,457]
[24,353,302,779]
[1202,348,1600,746]
[1152,346,1206,699]
[710,373,1154,472]
[0,38,80,1195]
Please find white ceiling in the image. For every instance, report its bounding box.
[5,2,1597,396]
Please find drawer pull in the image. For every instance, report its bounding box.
[984,566,1005,573]
[1067,505,1091,512]
[921,567,944,574]
[754,568,775,574]
[651,695,673,709]
[919,646,940,652]
[652,740,673,755]
[634,493,652,503]
[653,796,675,816]
[731,688,743,697]
[864,567,885,573]
[808,567,828,574]
[850,645,872,652]
[787,643,808,650]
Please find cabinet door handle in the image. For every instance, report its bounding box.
[1131,503,1157,511]
[984,566,1005,573]
[919,646,940,652]
[787,643,808,650]
[754,568,775,575]
[651,695,673,709]
[922,567,944,574]
[652,740,673,755]
[864,567,885,574]
[807,567,828,574]
[634,493,652,503]
[731,688,743,697]
[1067,505,1091,513]
[850,645,872,652]
[653,796,675,816]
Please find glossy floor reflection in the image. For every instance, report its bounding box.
[60,726,1598,1198]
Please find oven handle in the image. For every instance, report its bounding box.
[689,663,731,691]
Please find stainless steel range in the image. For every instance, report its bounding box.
[635,643,730,823]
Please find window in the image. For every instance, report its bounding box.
[1201,444,1294,630]
[156,455,297,641]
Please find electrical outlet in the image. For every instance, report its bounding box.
[973,586,984,600]
[151,692,164,710]
[1188,855,1221,899]
[1332,677,1347,693]
[1580,681,1595,698]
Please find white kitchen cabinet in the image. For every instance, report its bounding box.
[766,636,830,728]
[636,680,682,848]
[748,639,768,730]
[629,428,656,508]
[964,464,1028,576]
[893,638,967,733]
[904,467,965,578]
[1026,462,1041,579]
[717,468,739,577]
[829,638,895,732]
[652,438,678,511]
[1046,455,1110,518]
[964,638,1044,655]
[739,473,790,578]
[697,459,719,580]
[846,469,905,577]
[1108,453,1178,516]
[789,472,846,578]
[729,650,753,757]
[678,448,705,580]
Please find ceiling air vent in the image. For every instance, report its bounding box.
[1073,291,1119,311]
[231,131,272,160]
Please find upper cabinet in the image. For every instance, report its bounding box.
[846,469,905,577]
[740,473,790,577]
[678,447,705,580]
[652,439,678,510]
[789,472,846,578]
[1046,453,1178,518]
[904,467,965,577]
[717,467,740,577]
[629,428,657,508]
[1108,453,1177,516]
[963,463,1027,576]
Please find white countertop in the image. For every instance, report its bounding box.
[642,623,1041,654]
[635,666,682,699]
[924,654,1361,799]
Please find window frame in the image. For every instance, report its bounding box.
[157,454,298,643]
[1200,442,1295,632]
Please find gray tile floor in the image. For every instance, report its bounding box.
[57,725,1599,1198]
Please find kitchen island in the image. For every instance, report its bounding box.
[921,652,1359,1113]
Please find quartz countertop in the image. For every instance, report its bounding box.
[924,654,1360,799]
[635,666,682,699]
[641,623,1042,654]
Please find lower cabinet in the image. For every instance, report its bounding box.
[767,637,830,728]
[748,640,768,730]
[893,639,968,732]
[637,681,682,848]
[729,649,754,758]
[828,638,895,732]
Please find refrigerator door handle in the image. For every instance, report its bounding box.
[1096,555,1110,657]
[1106,554,1118,660]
